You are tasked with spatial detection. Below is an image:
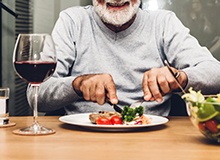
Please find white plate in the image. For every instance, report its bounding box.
[59,113,169,131]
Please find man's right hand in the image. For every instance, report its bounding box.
[72,73,118,105]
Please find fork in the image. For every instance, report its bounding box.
[130,60,186,108]
[130,100,145,108]
[164,60,186,94]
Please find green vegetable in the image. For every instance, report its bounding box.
[182,88,220,141]
[182,87,220,122]
[121,105,144,122]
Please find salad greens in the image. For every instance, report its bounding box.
[182,87,220,122]
[181,87,205,103]
[121,105,144,122]
[182,87,220,142]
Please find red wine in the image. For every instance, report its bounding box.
[14,61,56,84]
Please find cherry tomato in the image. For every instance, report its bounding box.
[96,117,111,125]
[110,116,123,125]
[198,122,205,131]
[205,119,219,133]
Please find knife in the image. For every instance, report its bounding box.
[107,101,123,113]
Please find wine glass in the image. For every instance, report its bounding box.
[12,34,57,135]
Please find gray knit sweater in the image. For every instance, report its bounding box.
[27,5,220,116]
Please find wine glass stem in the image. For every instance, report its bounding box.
[32,85,39,123]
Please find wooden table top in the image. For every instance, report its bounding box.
[0,116,220,160]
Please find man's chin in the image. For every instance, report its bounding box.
[102,18,128,27]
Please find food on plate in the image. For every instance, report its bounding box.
[96,115,123,125]
[89,106,152,125]
[89,111,122,124]
[182,87,220,141]
[110,115,123,125]
[121,105,144,122]
[96,117,112,125]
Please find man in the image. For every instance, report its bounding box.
[27,0,220,116]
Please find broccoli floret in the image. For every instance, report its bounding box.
[121,105,144,122]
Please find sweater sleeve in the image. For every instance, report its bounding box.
[27,9,82,112]
[157,11,220,94]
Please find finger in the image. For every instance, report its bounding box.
[95,83,105,105]
[157,74,170,95]
[80,81,91,101]
[90,83,97,102]
[90,82,106,104]
[147,73,163,102]
[105,82,118,104]
[142,73,153,101]
[165,67,179,90]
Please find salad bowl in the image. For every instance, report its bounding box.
[182,88,220,143]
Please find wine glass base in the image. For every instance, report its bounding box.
[0,122,16,128]
[12,122,56,136]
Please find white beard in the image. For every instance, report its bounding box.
[93,0,140,27]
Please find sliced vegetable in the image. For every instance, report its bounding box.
[110,116,123,125]
[198,122,205,131]
[196,103,219,122]
[96,117,111,125]
[205,119,219,133]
